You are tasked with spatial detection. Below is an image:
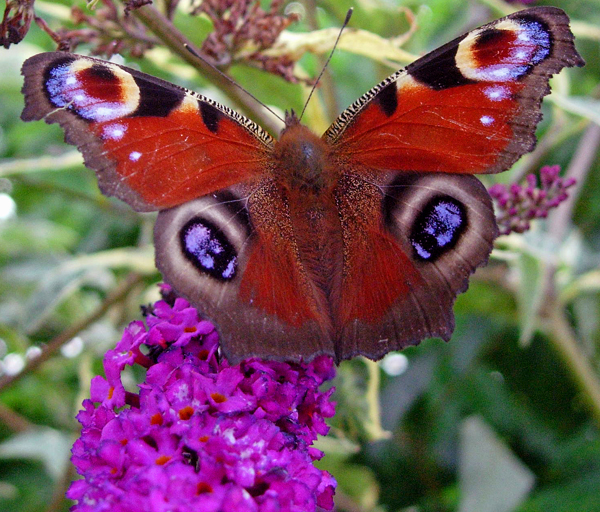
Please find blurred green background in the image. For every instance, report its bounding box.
[0,0,599,511]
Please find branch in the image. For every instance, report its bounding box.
[548,303,600,427]
[0,273,144,393]
[132,3,282,135]
[541,121,600,426]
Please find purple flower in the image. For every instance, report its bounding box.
[489,165,576,236]
[68,290,337,511]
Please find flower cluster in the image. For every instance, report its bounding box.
[489,165,576,236]
[66,0,158,58]
[0,0,158,55]
[68,290,336,512]
[5,0,304,82]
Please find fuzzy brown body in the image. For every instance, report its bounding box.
[269,121,345,333]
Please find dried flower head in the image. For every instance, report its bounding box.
[489,165,576,236]
[1,0,35,48]
[192,0,303,82]
[67,288,336,511]
[61,0,157,58]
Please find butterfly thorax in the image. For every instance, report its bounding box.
[273,121,335,195]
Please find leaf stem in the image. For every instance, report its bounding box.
[0,273,143,393]
[548,303,600,427]
[132,4,282,135]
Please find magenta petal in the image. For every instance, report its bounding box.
[68,286,337,512]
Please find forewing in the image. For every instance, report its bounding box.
[21,52,274,211]
[324,7,584,176]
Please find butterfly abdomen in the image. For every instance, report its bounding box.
[262,121,345,329]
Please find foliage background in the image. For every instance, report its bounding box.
[0,0,599,511]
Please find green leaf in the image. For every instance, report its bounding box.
[515,248,546,347]
[458,416,535,512]
[0,428,73,480]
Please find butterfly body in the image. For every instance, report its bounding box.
[21,7,584,363]
[275,115,333,192]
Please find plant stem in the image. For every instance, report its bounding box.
[132,3,281,135]
[549,303,600,426]
[543,122,600,426]
[0,273,143,393]
[0,151,82,177]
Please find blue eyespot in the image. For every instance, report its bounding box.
[180,218,237,281]
[410,197,466,261]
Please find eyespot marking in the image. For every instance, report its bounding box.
[410,196,466,261]
[44,59,140,122]
[456,16,552,82]
[180,217,238,281]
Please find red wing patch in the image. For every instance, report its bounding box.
[325,7,584,177]
[333,173,422,327]
[90,107,270,210]
[330,81,521,175]
[21,52,274,211]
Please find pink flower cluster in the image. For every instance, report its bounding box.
[489,165,576,236]
[67,291,336,512]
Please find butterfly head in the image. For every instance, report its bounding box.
[275,117,332,194]
[282,108,301,130]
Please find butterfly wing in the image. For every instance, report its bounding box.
[154,181,335,363]
[21,52,274,211]
[332,171,497,361]
[21,52,335,362]
[325,7,584,174]
[326,7,583,361]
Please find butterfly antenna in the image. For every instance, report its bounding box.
[184,44,285,124]
[298,8,353,123]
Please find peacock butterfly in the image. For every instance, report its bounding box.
[20,7,583,364]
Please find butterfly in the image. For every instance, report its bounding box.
[21,7,583,364]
